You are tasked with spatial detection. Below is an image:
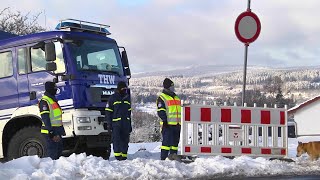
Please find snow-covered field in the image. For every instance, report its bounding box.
[135,103,157,115]
[1,136,320,179]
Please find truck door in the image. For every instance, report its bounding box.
[16,47,31,107]
[0,49,19,113]
[27,45,56,104]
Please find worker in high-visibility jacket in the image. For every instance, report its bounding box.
[156,78,181,160]
[105,81,132,160]
[38,82,66,160]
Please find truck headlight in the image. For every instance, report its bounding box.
[78,126,92,130]
[77,117,91,123]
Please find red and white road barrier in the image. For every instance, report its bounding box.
[180,104,288,158]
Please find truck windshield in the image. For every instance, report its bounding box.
[69,40,123,76]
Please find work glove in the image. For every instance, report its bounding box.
[52,135,61,142]
[162,121,168,128]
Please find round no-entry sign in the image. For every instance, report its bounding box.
[235,11,261,44]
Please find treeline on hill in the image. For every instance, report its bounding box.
[131,75,296,108]
[131,68,320,92]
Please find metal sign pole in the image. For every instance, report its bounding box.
[241,0,251,106]
[242,44,249,106]
[236,0,260,106]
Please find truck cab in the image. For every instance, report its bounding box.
[0,19,131,160]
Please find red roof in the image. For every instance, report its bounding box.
[288,95,320,115]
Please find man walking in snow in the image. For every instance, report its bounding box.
[105,81,132,160]
[156,78,181,160]
[38,81,66,160]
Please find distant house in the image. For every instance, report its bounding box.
[288,96,320,136]
[0,30,17,41]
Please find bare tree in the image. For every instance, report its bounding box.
[263,76,283,97]
[0,7,46,35]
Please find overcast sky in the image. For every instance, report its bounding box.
[1,0,319,73]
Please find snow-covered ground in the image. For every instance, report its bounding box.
[135,103,157,115]
[1,136,320,179]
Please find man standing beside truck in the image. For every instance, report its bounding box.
[156,78,182,160]
[105,81,132,160]
[38,81,66,160]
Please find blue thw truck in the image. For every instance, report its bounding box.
[0,19,131,160]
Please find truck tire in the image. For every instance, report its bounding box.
[7,126,46,160]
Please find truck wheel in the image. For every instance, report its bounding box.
[7,126,46,160]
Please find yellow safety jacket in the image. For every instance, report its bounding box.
[159,93,181,125]
[39,95,63,134]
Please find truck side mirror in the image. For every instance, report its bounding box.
[119,47,131,78]
[45,42,56,61]
[121,50,129,68]
[125,68,131,79]
[46,62,57,71]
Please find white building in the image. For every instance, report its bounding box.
[288,96,320,137]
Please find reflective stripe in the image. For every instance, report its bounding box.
[105,108,113,112]
[160,121,180,125]
[127,117,130,120]
[113,117,121,122]
[114,152,122,157]
[128,108,132,111]
[122,153,128,157]
[113,101,121,105]
[41,129,49,134]
[171,146,178,150]
[124,101,130,105]
[161,146,170,150]
[168,122,179,125]
[40,111,50,115]
[157,108,166,112]
[167,99,181,106]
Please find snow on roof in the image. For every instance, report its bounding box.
[288,95,320,114]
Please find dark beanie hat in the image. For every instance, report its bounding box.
[163,78,174,89]
[45,81,56,92]
[117,81,127,90]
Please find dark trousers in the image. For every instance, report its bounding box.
[112,125,130,160]
[45,135,63,160]
[161,125,181,160]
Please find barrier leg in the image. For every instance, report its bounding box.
[193,123,198,145]
[253,126,258,146]
[203,124,208,145]
[223,125,228,146]
[262,126,268,147]
[213,124,219,145]
[243,125,249,146]
[272,126,278,147]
